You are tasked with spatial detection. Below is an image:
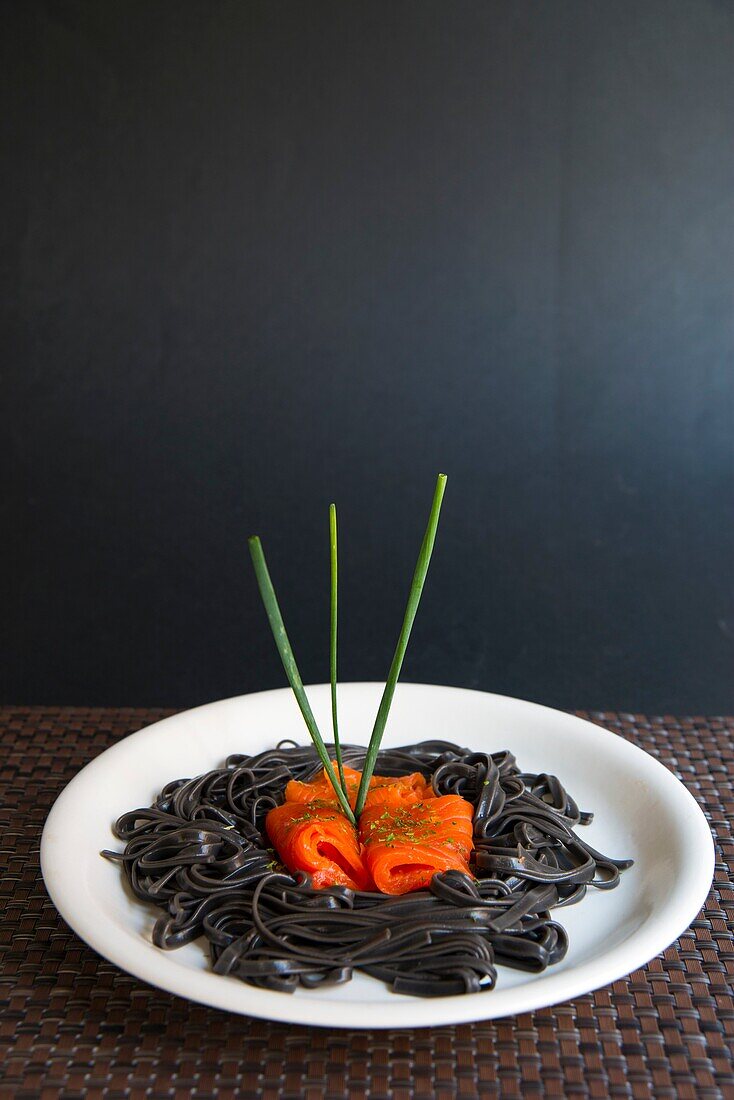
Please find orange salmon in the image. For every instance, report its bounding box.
[359,794,474,895]
[285,763,432,810]
[265,800,372,890]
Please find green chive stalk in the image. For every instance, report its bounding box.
[329,503,346,793]
[353,473,447,817]
[248,535,356,824]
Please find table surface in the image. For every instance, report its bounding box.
[2,706,733,1099]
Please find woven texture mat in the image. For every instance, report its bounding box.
[1,707,732,1099]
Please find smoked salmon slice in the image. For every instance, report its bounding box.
[285,764,432,810]
[285,764,363,807]
[359,794,474,895]
[265,800,372,890]
[363,772,434,810]
[268,768,473,895]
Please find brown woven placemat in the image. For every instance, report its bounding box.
[1,707,732,1099]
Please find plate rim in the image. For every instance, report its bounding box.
[41,682,715,1029]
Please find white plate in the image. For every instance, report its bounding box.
[41,683,714,1029]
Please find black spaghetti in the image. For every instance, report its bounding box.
[103,739,632,998]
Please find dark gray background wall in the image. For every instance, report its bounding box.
[3,0,733,712]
